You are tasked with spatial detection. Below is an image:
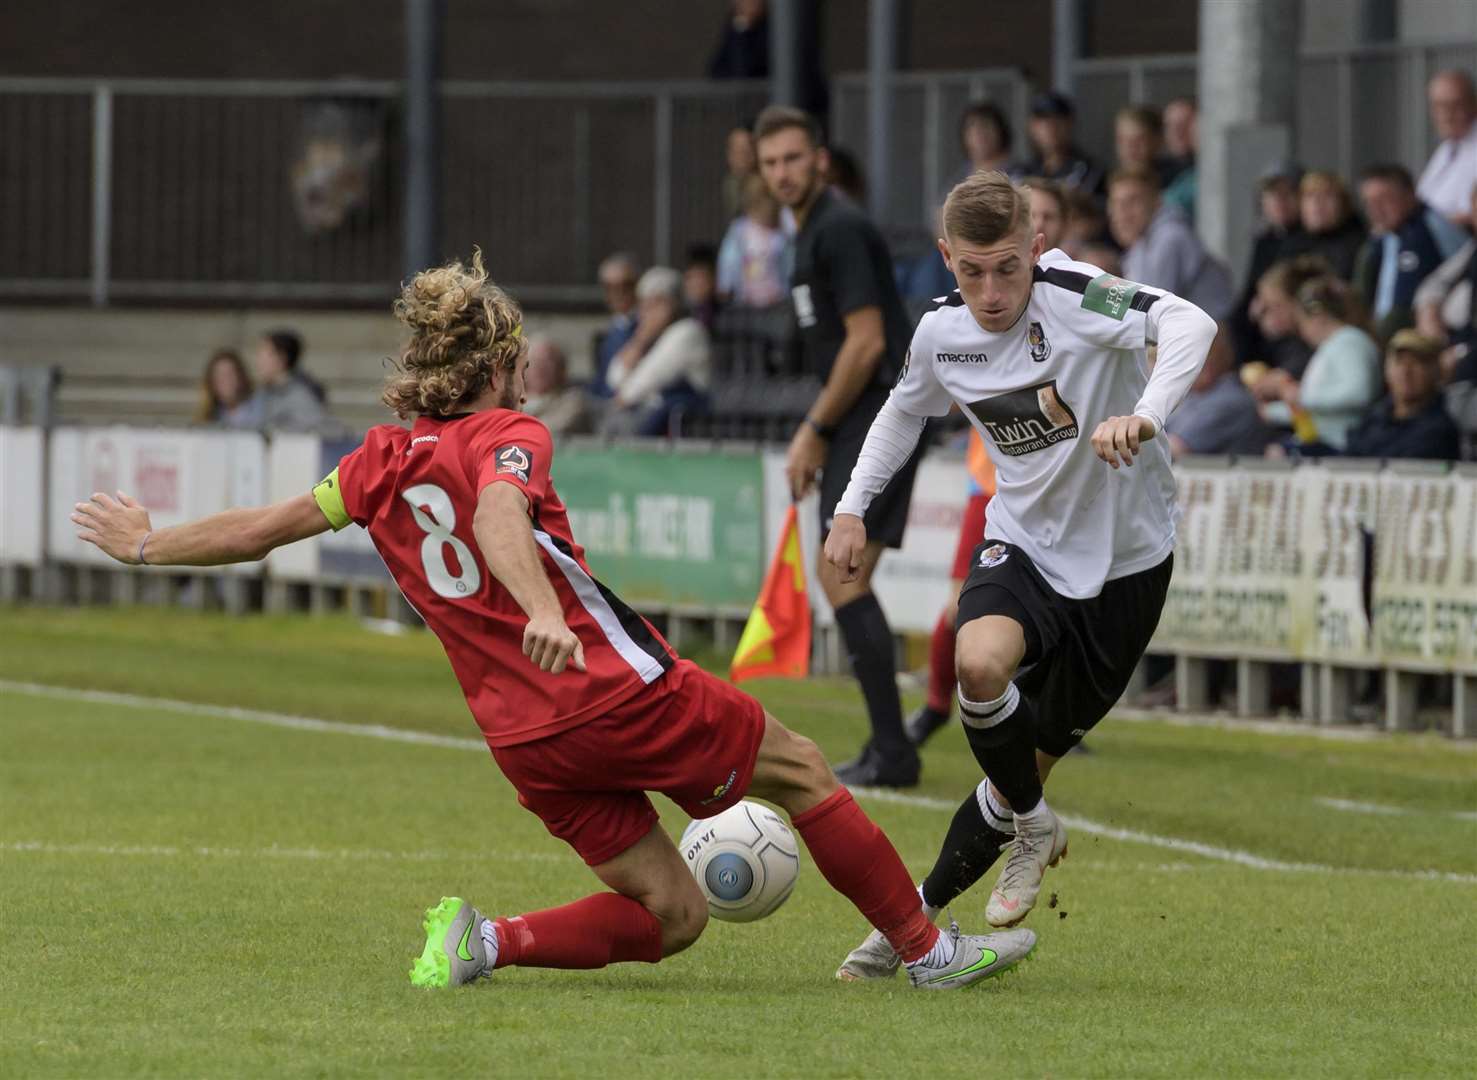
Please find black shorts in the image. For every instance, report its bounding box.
[956,540,1173,757]
[818,402,923,549]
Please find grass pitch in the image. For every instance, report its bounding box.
[1,605,1474,1078]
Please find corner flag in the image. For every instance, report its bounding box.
[730,505,811,683]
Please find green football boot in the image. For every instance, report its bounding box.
[409,896,491,988]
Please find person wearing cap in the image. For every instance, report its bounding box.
[1232,162,1305,361]
[1018,92,1104,199]
[1345,330,1460,460]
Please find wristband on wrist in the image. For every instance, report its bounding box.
[137,532,152,566]
[805,415,837,439]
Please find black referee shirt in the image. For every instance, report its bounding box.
[789,189,912,395]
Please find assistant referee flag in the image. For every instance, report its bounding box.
[730,505,811,682]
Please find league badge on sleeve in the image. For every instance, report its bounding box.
[495,445,532,484]
[979,543,1009,568]
[1028,321,1052,363]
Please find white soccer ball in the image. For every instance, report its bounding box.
[680,800,800,923]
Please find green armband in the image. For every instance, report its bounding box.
[312,467,352,531]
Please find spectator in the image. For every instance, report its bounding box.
[1250,255,1329,389]
[601,267,711,437]
[590,252,641,400]
[1232,164,1304,363]
[717,173,790,307]
[1018,91,1105,197]
[708,0,768,79]
[1160,97,1198,219]
[683,243,720,330]
[1293,171,1366,280]
[1354,163,1468,342]
[193,348,260,428]
[522,338,592,437]
[1113,105,1178,191]
[1077,242,1123,276]
[1060,186,1110,258]
[722,125,757,221]
[1163,324,1269,458]
[1415,182,1477,349]
[1109,167,1233,319]
[953,101,1015,187]
[251,329,328,432]
[1444,332,1477,459]
[1025,177,1067,250]
[1416,69,1477,228]
[824,146,866,206]
[1346,330,1460,460]
[1264,276,1382,453]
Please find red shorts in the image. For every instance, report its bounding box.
[490,660,768,866]
[950,493,991,580]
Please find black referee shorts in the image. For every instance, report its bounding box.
[956,540,1172,757]
[818,418,922,549]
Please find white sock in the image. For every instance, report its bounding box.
[478,918,499,972]
[1014,796,1049,825]
[981,783,1015,832]
[917,882,943,924]
[908,926,957,968]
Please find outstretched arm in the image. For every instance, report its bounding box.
[73,491,331,566]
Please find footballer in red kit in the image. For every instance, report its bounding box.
[72,251,1034,990]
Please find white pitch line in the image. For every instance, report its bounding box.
[0,840,562,863]
[0,679,488,752]
[1314,796,1477,823]
[852,787,1477,885]
[5,679,1475,886]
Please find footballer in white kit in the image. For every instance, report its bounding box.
[825,170,1216,981]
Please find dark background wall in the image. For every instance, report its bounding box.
[4,1,1193,82]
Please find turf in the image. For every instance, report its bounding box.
[1,605,1474,1078]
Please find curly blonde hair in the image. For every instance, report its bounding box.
[382,249,524,418]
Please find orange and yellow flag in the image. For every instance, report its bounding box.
[730,505,811,683]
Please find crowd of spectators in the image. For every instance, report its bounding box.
[197,58,1473,461]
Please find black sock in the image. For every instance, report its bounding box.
[834,593,909,757]
[959,685,1043,810]
[920,788,1013,910]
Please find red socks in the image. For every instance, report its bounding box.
[791,788,939,962]
[492,892,663,969]
[926,610,957,715]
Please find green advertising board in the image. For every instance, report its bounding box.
[553,447,764,610]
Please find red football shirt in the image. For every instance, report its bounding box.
[319,410,675,747]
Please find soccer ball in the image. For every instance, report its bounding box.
[680,800,800,923]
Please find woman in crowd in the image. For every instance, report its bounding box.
[1264,275,1382,454]
[193,349,260,428]
[717,174,791,308]
[1292,171,1367,280]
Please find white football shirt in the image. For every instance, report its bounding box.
[839,249,1215,599]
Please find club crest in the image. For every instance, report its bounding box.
[1028,321,1051,363]
[979,543,1009,568]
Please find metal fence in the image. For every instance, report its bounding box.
[831,67,1031,245]
[0,77,768,307]
[1073,38,1477,182]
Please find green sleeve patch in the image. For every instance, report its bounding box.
[312,467,352,531]
[1081,273,1141,321]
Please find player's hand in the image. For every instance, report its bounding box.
[523,613,586,674]
[823,513,868,583]
[1091,415,1155,470]
[785,422,827,501]
[72,491,153,564]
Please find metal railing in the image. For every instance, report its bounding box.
[1073,38,1477,180]
[831,67,1032,240]
[0,77,769,307]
